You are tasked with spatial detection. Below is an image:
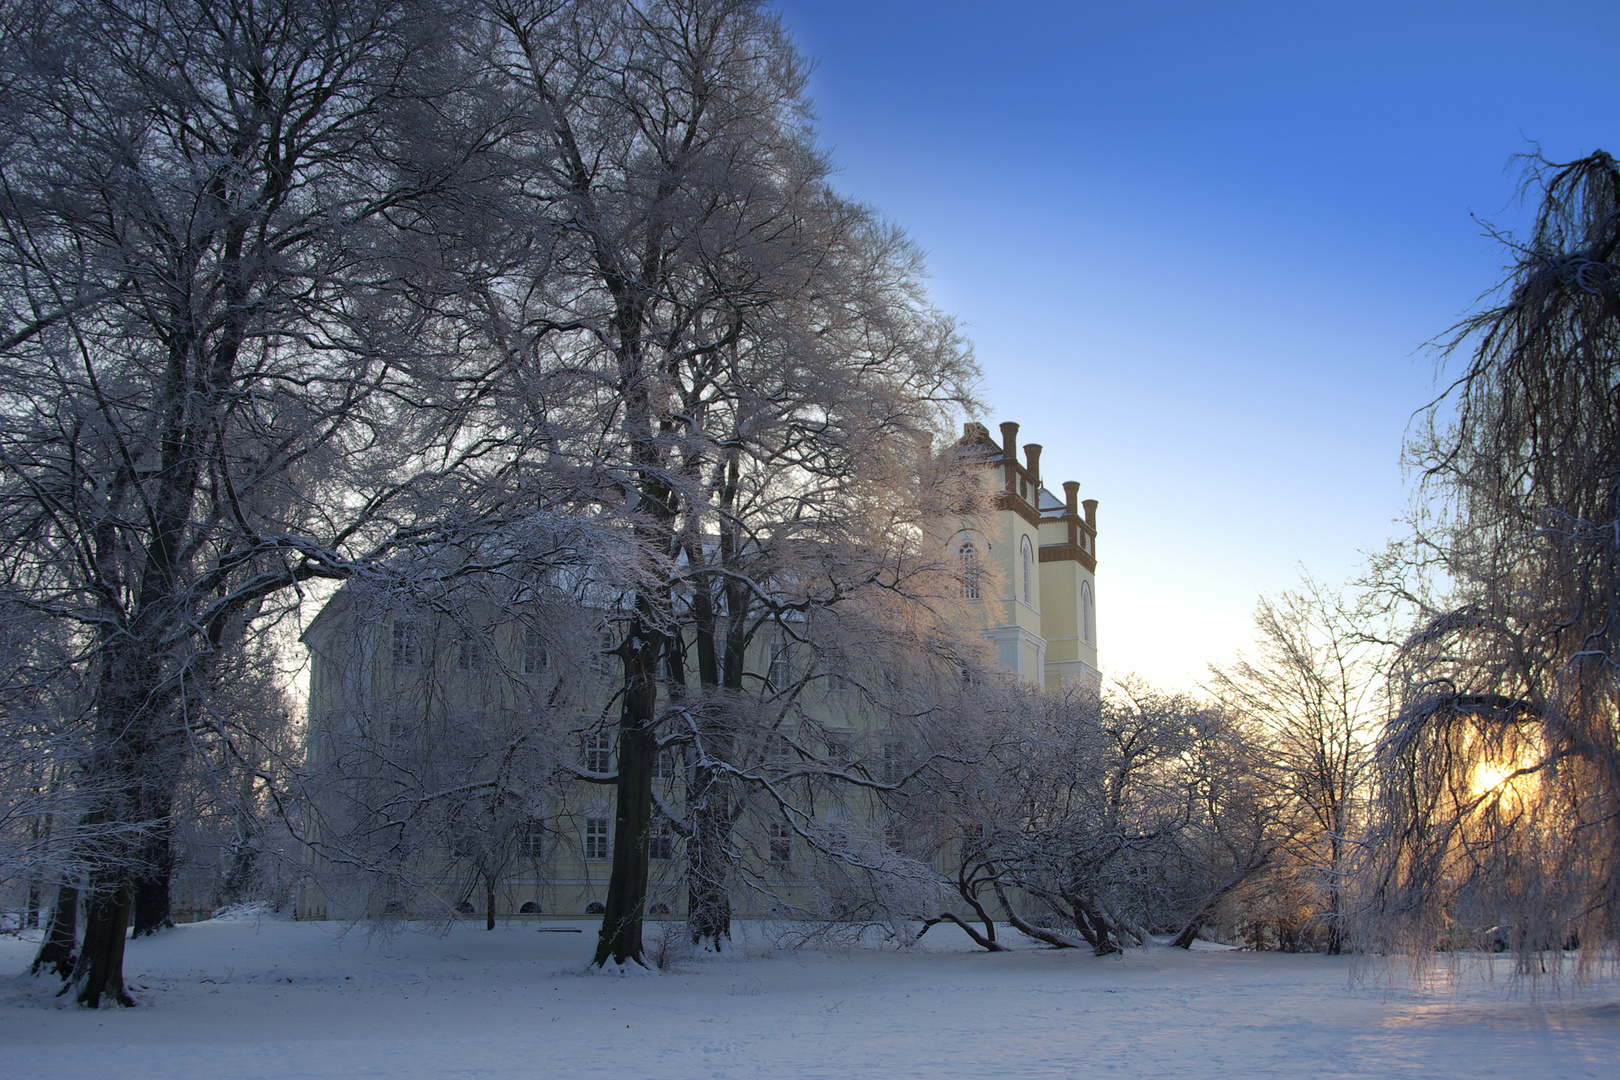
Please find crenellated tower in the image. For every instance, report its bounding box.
[952,420,1099,689]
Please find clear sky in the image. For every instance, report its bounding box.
[773,0,1620,690]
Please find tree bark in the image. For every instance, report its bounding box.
[992,879,1089,950]
[686,755,733,949]
[131,819,174,936]
[594,617,662,967]
[31,882,78,978]
[73,876,134,1007]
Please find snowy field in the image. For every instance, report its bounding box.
[2,917,1617,1080]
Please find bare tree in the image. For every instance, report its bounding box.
[926,681,1227,954]
[471,0,977,965]
[0,0,549,1005]
[1368,150,1620,971]
[1208,580,1381,953]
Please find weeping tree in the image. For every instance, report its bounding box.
[1369,151,1620,971]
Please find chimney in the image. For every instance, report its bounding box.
[1023,443,1042,481]
[998,421,1019,460]
[1063,481,1079,515]
[1082,499,1098,530]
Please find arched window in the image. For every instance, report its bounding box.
[959,543,980,600]
[1081,579,1094,644]
[1021,536,1035,605]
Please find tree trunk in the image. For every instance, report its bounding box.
[486,878,497,932]
[992,879,1088,950]
[594,618,661,967]
[686,757,733,949]
[31,882,78,978]
[131,819,174,936]
[917,911,1008,951]
[73,875,134,1007]
[1172,855,1272,949]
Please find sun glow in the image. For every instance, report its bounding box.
[1472,762,1515,794]
[1470,748,1539,799]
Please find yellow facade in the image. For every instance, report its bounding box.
[951,421,1099,691]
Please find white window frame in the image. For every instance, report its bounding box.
[768,821,793,864]
[959,542,980,600]
[584,730,614,774]
[584,816,611,861]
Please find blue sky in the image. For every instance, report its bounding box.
[774,0,1620,689]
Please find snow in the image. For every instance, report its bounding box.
[1,920,1616,1079]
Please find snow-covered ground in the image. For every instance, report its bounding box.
[2,918,1616,1079]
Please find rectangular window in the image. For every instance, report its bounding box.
[584,816,610,860]
[647,820,673,861]
[384,717,411,750]
[882,739,905,785]
[824,730,852,763]
[521,627,547,675]
[521,817,545,860]
[455,627,488,673]
[652,746,678,782]
[824,665,849,694]
[768,822,793,864]
[767,642,792,689]
[449,822,477,860]
[390,620,419,668]
[584,731,614,774]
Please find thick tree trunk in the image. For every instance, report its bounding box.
[131,820,174,936]
[595,619,661,967]
[73,875,134,1007]
[686,757,733,949]
[31,882,78,978]
[684,581,735,950]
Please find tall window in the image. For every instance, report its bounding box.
[584,731,614,773]
[455,627,488,673]
[768,822,793,864]
[521,817,546,860]
[584,816,610,860]
[882,738,906,784]
[390,620,419,668]
[767,641,792,689]
[1021,535,1035,605]
[521,626,547,675]
[959,543,980,600]
[1081,579,1095,644]
[647,820,673,861]
[652,746,679,782]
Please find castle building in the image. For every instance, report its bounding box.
[295,419,1096,921]
[951,420,1099,690]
